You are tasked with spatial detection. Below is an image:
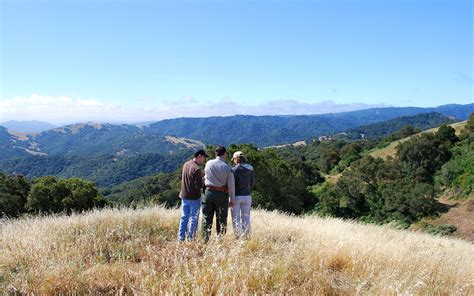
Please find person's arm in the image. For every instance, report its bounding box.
[194,168,203,191]
[227,170,235,205]
[250,169,256,190]
[179,164,185,199]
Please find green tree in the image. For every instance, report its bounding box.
[228,144,314,214]
[26,176,69,213]
[436,125,459,146]
[465,113,474,133]
[396,134,451,183]
[0,173,30,218]
[315,154,442,223]
[460,113,474,141]
[60,178,106,212]
[336,142,363,172]
[397,125,418,138]
[382,180,438,223]
[316,156,383,219]
[318,148,341,174]
[150,172,181,207]
[27,176,107,213]
[435,133,474,197]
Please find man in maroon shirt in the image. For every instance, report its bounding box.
[178,149,208,241]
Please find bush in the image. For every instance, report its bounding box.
[0,173,30,218]
[26,176,107,214]
[396,133,452,183]
[382,180,438,223]
[435,121,474,197]
[425,224,457,236]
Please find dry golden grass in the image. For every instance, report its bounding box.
[1,207,473,294]
[370,121,467,160]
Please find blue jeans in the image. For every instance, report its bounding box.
[178,198,201,241]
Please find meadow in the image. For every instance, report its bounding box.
[1,206,473,294]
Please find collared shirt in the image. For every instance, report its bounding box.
[204,156,235,199]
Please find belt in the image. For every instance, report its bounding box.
[205,185,228,194]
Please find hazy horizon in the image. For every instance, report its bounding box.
[1,101,473,127]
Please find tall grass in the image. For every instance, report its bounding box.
[1,206,473,294]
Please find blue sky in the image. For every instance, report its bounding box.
[0,0,472,123]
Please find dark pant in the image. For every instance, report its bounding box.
[201,189,229,242]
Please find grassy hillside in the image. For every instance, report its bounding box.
[369,121,467,160]
[343,112,456,140]
[1,207,473,294]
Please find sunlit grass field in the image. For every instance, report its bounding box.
[369,120,467,160]
[1,206,473,294]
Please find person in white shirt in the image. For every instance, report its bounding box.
[202,146,235,242]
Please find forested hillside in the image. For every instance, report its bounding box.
[0,152,190,187]
[2,106,470,188]
[1,111,473,238]
[342,112,455,140]
[0,123,198,161]
[0,123,199,184]
[99,114,474,238]
[145,104,473,145]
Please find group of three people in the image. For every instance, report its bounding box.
[178,146,255,242]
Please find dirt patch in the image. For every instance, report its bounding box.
[165,136,204,149]
[428,197,474,242]
[466,200,474,212]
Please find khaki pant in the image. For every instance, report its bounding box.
[231,195,252,238]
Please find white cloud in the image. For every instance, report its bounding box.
[0,94,388,124]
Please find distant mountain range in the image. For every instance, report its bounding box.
[0,120,57,133]
[144,104,473,146]
[342,112,457,140]
[0,103,472,186]
[0,123,202,186]
[1,104,472,159]
[0,122,202,161]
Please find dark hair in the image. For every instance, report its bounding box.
[215,146,227,157]
[194,149,209,158]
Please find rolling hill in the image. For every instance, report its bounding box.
[0,123,201,186]
[0,153,189,187]
[0,120,57,133]
[1,104,472,188]
[342,112,456,139]
[145,104,473,146]
[369,121,467,160]
[1,104,472,161]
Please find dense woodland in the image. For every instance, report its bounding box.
[1,113,473,230]
[0,112,457,185]
[1,152,190,187]
[145,106,470,146]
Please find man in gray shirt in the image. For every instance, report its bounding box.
[202,146,235,242]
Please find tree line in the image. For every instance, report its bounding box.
[2,114,472,226]
[0,175,108,218]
